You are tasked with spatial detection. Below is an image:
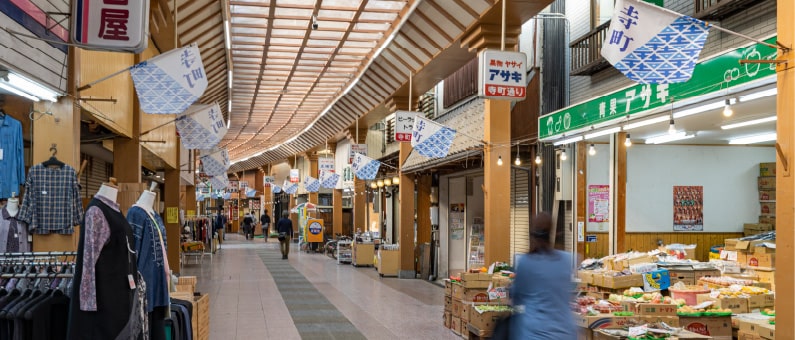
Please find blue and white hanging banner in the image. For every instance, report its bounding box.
[411,116,456,158]
[130,43,208,114]
[245,187,257,198]
[200,149,230,176]
[209,175,229,191]
[304,176,320,193]
[272,185,282,194]
[351,153,380,180]
[177,103,227,149]
[320,170,340,189]
[284,182,299,195]
[222,192,231,200]
[211,192,220,200]
[601,0,710,84]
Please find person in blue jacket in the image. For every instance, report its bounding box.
[509,212,575,339]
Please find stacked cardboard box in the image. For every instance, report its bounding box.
[757,163,776,228]
[443,280,452,330]
[448,277,490,337]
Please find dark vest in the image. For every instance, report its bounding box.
[67,198,139,339]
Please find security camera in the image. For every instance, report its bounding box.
[312,16,318,30]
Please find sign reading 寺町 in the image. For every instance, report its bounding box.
[539,36,778,140]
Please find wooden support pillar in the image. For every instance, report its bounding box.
[775,1,794,336]
[615,132,627,253]
[483,99,511,265]
[416,174,432,245]
[333,189,343,236]
[31,46,81,252]
[398,142,416,278]
[576,141,588,258]
[164,145,181,274]
[185,186,196,216]
[262,168,272,222]
[307,154,319,206]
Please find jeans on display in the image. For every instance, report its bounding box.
[280,237,290,259]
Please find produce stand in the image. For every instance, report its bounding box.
[352,241,374,267]
[337,240,352,264]
[377,247,399,277]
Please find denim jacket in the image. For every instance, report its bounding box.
[127,206,169,312]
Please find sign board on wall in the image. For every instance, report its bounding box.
[71,0,149,53]
[263,176,275,187]
[588,185,610,223]
[478,50,528,100]
[306,219,324,243]
[318,157,334,175]
[395,111,418,142]
[348,144,367,164]
[228,180,239,193]
[290,169,300,183]
[673,186,704,231]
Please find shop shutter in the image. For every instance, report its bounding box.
[511,167,531,265]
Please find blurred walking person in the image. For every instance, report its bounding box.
[275,211,293,259]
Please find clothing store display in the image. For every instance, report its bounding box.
[68,195,145,340]
[0,208,29,253]
[129,206,170,313]
[0,114,25,200]
[17,164,83,235]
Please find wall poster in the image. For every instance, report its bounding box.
[588,185,609,223]
[450,203,466,240]
[673,186,703,231]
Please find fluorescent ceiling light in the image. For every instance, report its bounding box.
[623,116,670,130]
[740,88,776,102]
[0,83,39,102]
[584,127,621,140]
[228,70,233,89]
[1,72,59,102]
[645,132,695,144]
[673,99,735,119]
[721,116,777,130]
[224,20,231,50]
[729,132,777,145]
[553,135,583,146]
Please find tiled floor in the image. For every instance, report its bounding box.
[181,234,459,339]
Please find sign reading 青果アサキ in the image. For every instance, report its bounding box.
[539,36,777,140]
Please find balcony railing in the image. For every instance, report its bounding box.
[569,21,611,76]
[694,0,765,20]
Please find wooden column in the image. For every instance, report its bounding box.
[483,99,512,265]
[263,168,272,223]
[164,141,181,274]
[349,131,367,234]
[576,141,587,258]
[416,174,432,245]
[776,1,794,335]
[307,154,319,205]
[185,186,196,216]
[398,142,416,278]
[113,51,142,184]
[31,46,81,252]
[333,189,343,236]
[615,132,627,253]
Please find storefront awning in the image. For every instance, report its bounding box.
[401,98,485,173]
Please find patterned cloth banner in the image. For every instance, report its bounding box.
[272,185,282,194]
[284,182,299,195]
[245,187,257,198]
[130,43,208,114]
[177,103,227,149]
[209,175,229,191]
[211,192,220,200]
[601,0,710,84]
[200,149,230,176]
[222,192,231,200]
[351,153,380,180]
[411,116,456,158]
[196,194,205,201]
[304,176,320,192]
[320,170,340,189]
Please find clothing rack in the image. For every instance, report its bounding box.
[0,273,73,279]
[181,215,213,264]
[0,252,77,257]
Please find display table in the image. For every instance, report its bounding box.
[352,242,374,267]
[377,248,399,277]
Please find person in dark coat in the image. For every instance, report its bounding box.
[275,211,293,259]
[260,209,271,242]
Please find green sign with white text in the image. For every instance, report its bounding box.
[539,36,778,140]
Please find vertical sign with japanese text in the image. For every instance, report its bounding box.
[395,111,418,142]
[478,50,528,100]
[263,176,275,188]
[318,157,335,175]
[71,0,149,52]
[348,144,367,164]
[290,169,300,183]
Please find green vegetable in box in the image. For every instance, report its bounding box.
[474,305,512,313]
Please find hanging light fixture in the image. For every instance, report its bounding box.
[497,155,503,166]
[377,179,384,188]
[534,154,542,165]
[588,144,596,156]
[723,98,733,117]
[392,176,400,185]
[668,117,677,134]
[624,134,632,147]
[514,145,521,166]
[384,178,392,186]
[560,149,567,161]
[370,182,377,189]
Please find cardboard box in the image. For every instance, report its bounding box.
[754,245,775,254]
[452,299,463,317]
[758,177,776,190]
[601,274,644,289]
[737,330,763,340]
[578,271,594,285]
[746,253,775,269]
[760,162,776,177]
[451,316,462,335]
[744,223,773,237]
[734,239,768,251]
[444,296,452,312]
[444,280,452,297]
[452,283,464,300]
[739,318,771,333]
[576,314,680,329]
[492,274,512,288]
[697,294,749,314]
[679,316,732,338]
[758,215,776,226]
[669,270,696,285]
[759,202,776,216]
[461,287,490,302]
[642,269,671,291]
[757,322,775,339]
[724,238,739,250]
[591,273,604,287]
[758,190,776,201]
[468,309,510,333]
[461,279,491,289]
[443,311,451,328]
[747,294,775,309]
[636,303,678,316]
[617,255,655,270]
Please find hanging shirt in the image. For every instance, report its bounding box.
[18,163,83,234]
[128,206,170,311]
[0,115,25,199]
[0,207,30,253]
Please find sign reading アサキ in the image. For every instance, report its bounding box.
[478,50,528,100]
[71,0,149,53]
[395,111,418,142]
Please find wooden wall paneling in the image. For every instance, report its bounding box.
[583,233,744,261]
[78,50,135,137]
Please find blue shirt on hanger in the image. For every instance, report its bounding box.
[0,115,25,199]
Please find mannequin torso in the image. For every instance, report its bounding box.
[5,198,18,217]
[134,191,156,214]
[96,184,119,203]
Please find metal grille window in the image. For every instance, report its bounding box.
[511,167,531,265]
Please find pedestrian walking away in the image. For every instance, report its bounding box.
[243,212,255,240]
[260,209,271,242]
[275,211,293,259]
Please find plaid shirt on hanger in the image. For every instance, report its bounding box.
[18,163,83,234]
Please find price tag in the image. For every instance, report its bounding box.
[628,325,648,337]
[128,274,136,289]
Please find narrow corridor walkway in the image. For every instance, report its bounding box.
[181,234,458,339]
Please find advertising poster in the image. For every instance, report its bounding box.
[673,186,704,231]
[290,169,300,183]
[450,203,466,240]
[588,185,609,223]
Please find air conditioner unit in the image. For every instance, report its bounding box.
[555,147,572,201]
